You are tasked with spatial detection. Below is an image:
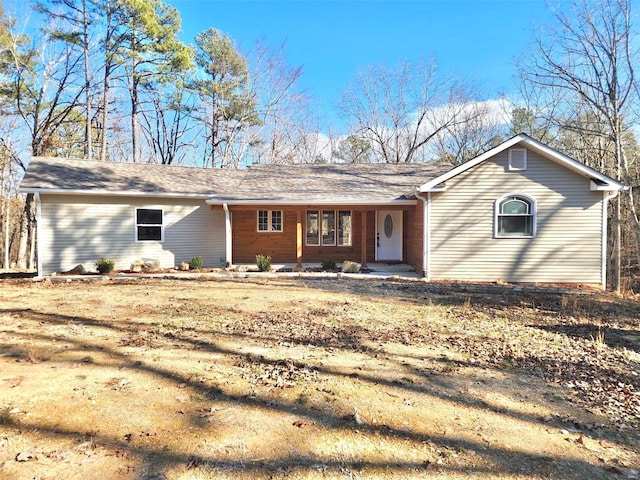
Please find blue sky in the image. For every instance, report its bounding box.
[167,0,554,123]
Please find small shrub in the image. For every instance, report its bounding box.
[95,257,115,274]
[255,254,272,272]
[189,256,204,270]
[321,257,336,270]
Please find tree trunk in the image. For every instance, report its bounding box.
[3,197,9,269]
[614,194,621,293]
[15,194,32,270]
[619,147,640,270]
[82,0,92,160]
[211,93,216,168]
[131,81,138,163]
[100,67,110,161]
[130,26,139,164]
[100,0,113,162]
[1,159,8,270]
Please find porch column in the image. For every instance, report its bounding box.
[361,210,368,268]
[295,209,303,271]
[223,203,232,267]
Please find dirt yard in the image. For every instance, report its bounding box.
[0,276,638,480]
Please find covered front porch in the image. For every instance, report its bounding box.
[214,203,420,271]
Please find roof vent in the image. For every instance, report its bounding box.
[509,148,527,171]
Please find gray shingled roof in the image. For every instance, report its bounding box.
[20,156,452,202]
[20,157,245,196]
[207,162,452,203]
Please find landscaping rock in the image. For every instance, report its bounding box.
[130,258,161,273]
[64,264,87,275]
[341,260,361,273]
[179,262,190,271]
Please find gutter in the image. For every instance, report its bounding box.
[206,198,418,206]
[19,188,211,199]
[416,189,430,279]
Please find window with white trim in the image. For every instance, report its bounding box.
[136,208,163,241]
[495,195,536,238]
[509,148,527,171]
[257,210,283,232]
[306,210,352,246]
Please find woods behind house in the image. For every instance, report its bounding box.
[1,0,640,291]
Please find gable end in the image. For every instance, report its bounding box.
[419,133,624,193]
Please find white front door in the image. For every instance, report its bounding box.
[376,210,403,261]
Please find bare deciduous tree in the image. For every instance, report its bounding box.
[35,0,98,159]
[517,0,637,291]
[338,59,482,163]
[433,99,507,165]
[242,39,310,165]
[140,73,197,165]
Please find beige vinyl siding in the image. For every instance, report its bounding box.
[39,195,225,274]
[430,149,603,284]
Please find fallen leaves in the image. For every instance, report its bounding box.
[104,377,131,391]
[236,357,318,388]
[124,430,158,444]
[186,455,204,469]
[444,313,640,430]
[292,419,311,428]
[1,278,639,480]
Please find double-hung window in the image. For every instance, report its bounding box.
[257,210,283,232]
[136,208,163,241]
[495,194,536,238]
[306,210,352,246]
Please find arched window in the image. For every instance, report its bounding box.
[495,194,536,238]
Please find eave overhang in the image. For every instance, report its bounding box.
[19,187,211,199]
[206,198,418,206]
[590,180,629,192]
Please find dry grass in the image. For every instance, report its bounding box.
[0,277,638,480]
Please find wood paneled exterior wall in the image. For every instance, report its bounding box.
[405,199,424,275]
[229,206,409,265]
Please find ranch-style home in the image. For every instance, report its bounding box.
[19,133,624,288]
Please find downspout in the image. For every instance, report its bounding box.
[602,190,619,291]
[416,189,430,280]
[223,203,232,267]
[34,192,42,279]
